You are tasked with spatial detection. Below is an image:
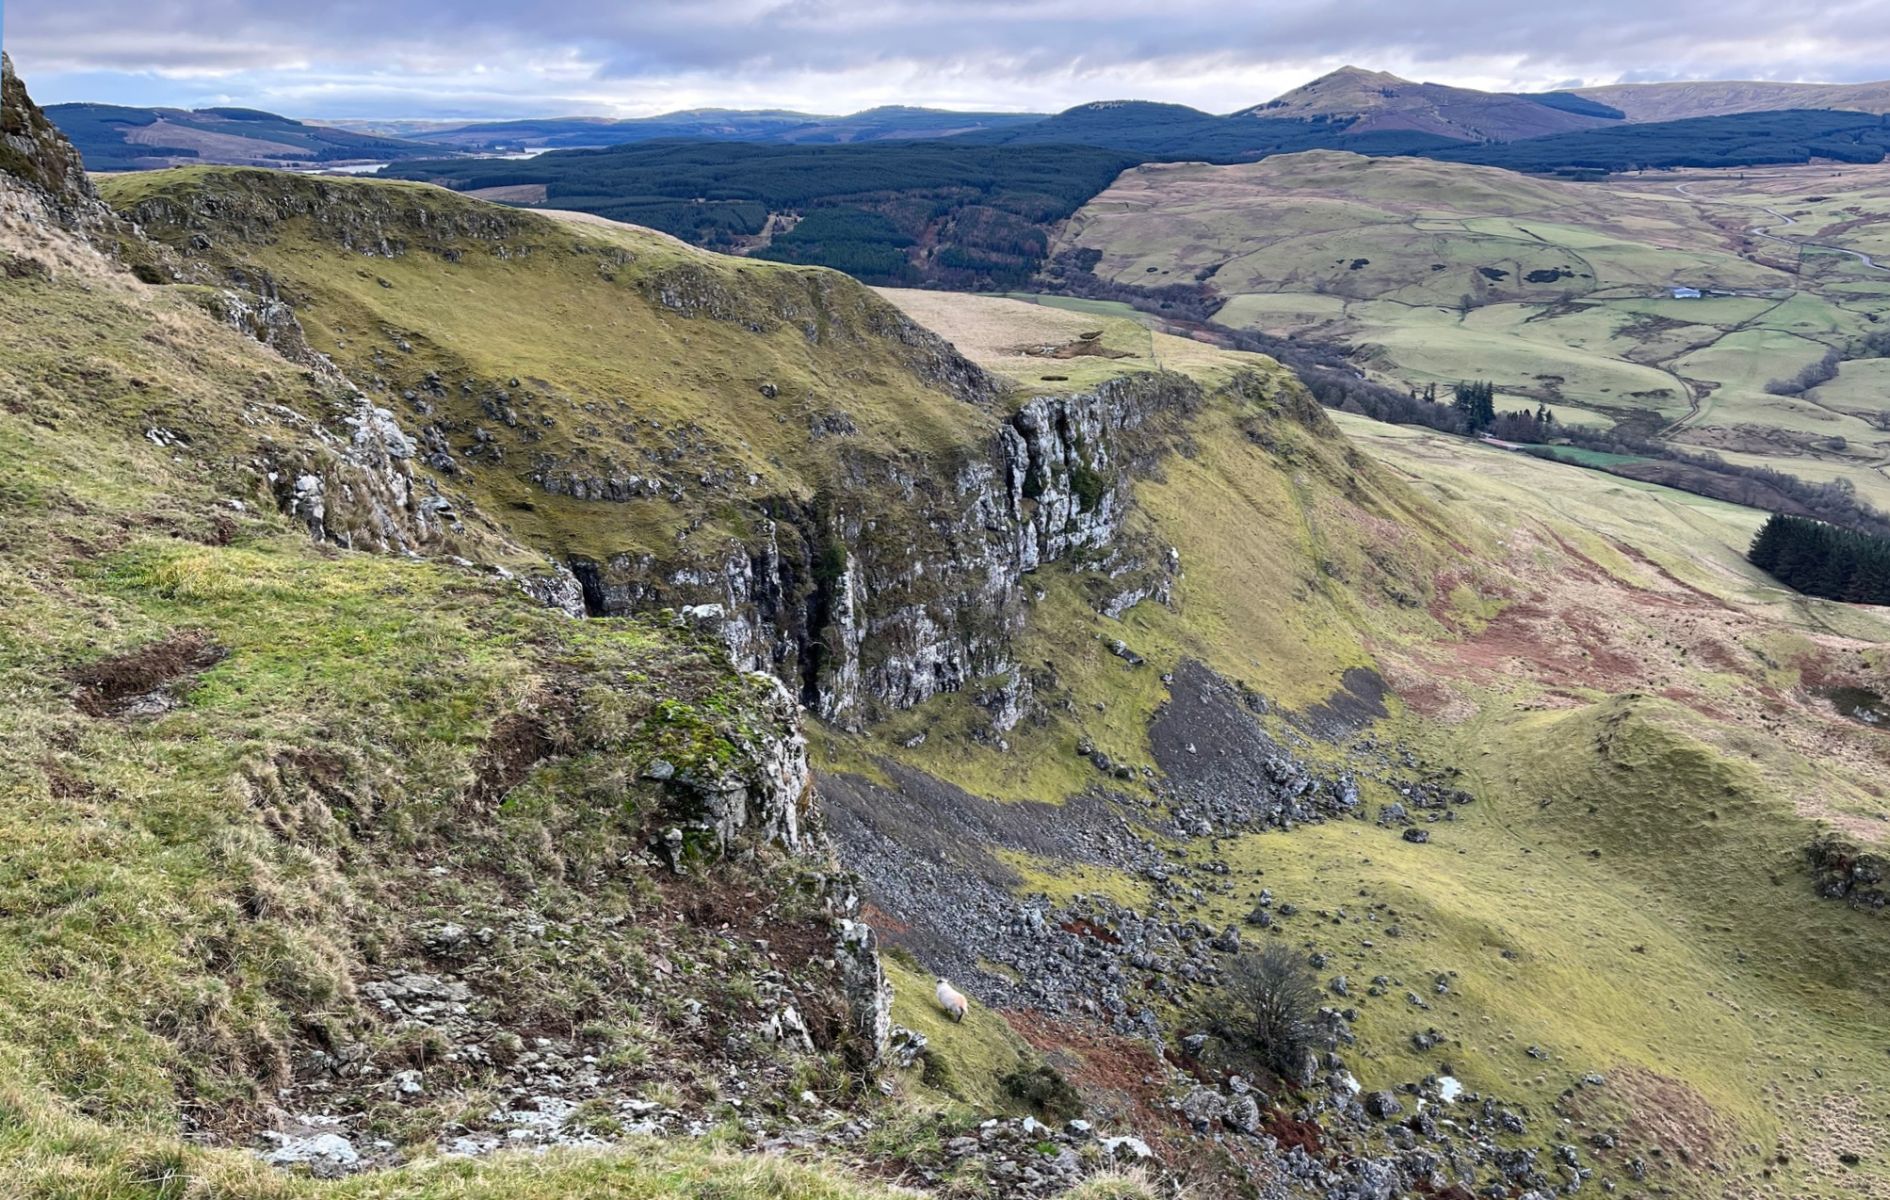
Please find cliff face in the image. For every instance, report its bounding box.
[570,369,1198,728]
[0,53,98,218]
[0,65,905,1178]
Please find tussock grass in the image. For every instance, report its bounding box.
[0,188,904,1200]
[0,1084,923,1199]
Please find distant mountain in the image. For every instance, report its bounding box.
[399,106,1049,152]
[1241,66,1621,141]
[44,103,443,171]
[56,66,1890,179]
[965,70,1625,160]
[962,98,1462,160]
[1572,78,1890,122]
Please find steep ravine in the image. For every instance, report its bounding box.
[4,59,924,1189]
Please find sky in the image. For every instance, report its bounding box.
[6,0,1890,120]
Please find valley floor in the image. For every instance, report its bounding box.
[1060,152,1890,511]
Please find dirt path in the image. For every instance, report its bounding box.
[1675,181,1890,271]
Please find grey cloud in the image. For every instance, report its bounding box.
[10,0,1890,116]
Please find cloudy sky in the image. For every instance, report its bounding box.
[7,1,1890,119]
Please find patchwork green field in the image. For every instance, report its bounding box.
[1056,151,1890,507]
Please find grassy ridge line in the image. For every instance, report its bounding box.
[100,167,1010,567]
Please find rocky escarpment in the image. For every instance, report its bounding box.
[577,369,1210,728]
[1,55,172,282]
[113,171,997,412]
[1,65,911,1185]
[1,54,98,221]
[258,664,908,1175]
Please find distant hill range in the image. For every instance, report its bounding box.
[45,66,1890,176]
[43,103,442,171]
[1572,78,1890,122]
[345,106,1050,151]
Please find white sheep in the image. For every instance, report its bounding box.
[935,977,968,1023]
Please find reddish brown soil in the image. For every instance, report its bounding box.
[1561,1066,1737,1178]
[468,706,565,808]
[69,630,225,716]
[1002,1011,1179,1154]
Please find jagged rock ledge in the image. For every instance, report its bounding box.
[574,369,1219,729]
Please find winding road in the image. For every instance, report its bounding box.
[1674,181,1889,271]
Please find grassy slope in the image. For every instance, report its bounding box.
[1058,150,1890,501]
[0,199,907,1197]
[35,164,1889,1197]
[100,168,1000,564]
[878,287,1274,397]
[3,1107,920,1200]
[863,290,1890,1199]
[834,292,1445,806]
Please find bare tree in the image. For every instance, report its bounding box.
[1213,943,1321,1078]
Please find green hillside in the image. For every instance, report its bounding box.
[0,161,919,1200]
[854,293,1890,1198]
[2,52,1886,1200]
[94,159,1890,1199]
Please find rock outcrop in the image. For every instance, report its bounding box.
[1,54,171,281]
[201,286,327,367]
[1,53,100,221]
[654,672,814,856]
[269,399,448,553]
[104,166,1254,728]
[835,919,895,1065]
[576,369,1205,727]
[1808,833,1888,912]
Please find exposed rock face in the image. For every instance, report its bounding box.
[1807,834,1888,912]
[656,672,813,855]
[834,918,894,1065]
[577,370,1201,727]
[1,54,100,221]
[1,54,169,281]
[512,566,587,618]
[103,164,1267,727]
[201,287,326,367]
[270,400,447,554]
